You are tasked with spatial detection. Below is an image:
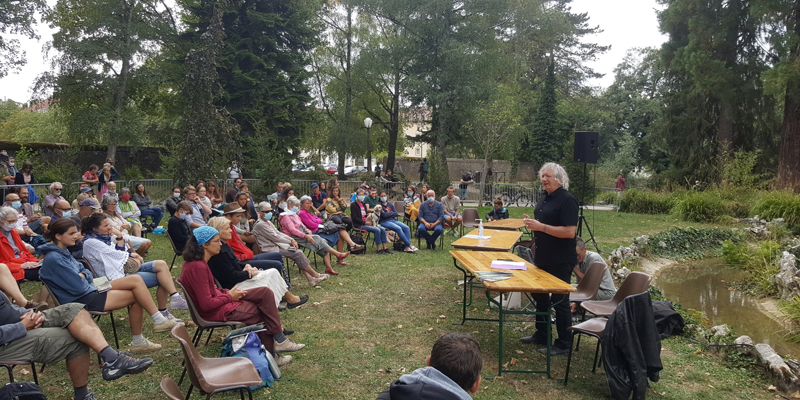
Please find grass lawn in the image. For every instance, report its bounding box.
[16,207,776,399]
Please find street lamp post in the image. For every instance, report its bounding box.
[364,117,373,173]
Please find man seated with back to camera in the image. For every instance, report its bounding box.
[571,237,617,313]
[376,332,482,400]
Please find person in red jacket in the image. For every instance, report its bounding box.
[0,207,40,282]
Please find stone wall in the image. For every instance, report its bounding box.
[392,158,539,182]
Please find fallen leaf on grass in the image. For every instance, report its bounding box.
[695,349,702,354]
[438,315,446,319]
[315,285,323,289]
[19,368,29,375]
[396,325,403,329]
[768,385,777,392]
[427,328,433,331]
[313,302,322,306]
[515,350,524,354]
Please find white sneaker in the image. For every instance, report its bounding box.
[168,295,188,310]
[318,273,330,282]
[128,338,161,354]
[161,310,183,323]
[153,318,182,333]
[273,338,305,353]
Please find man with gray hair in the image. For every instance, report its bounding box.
[573,237,616,309]
[520,162,578,356]
[43,182,65,217]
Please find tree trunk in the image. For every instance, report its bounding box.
[109,0,133,162]
[777,1,800,193]
[386,72,401,174]
[338,5,353,180]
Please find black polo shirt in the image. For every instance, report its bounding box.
[533,187,579,267]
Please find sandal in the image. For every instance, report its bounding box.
[325,266,339,275]
[350,244,365,251]
[336,260,350,266]
[336,251,350,262]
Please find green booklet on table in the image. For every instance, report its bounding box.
[92,277,112,293]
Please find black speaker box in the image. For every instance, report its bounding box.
[573,131,599,164]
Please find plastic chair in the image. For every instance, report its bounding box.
[564,317,608,386]
[570,262,609,320]
[160,377,185,400]
[581,271,651,317]
[461,208,480,232]
[166,231,184,271]
[176,281,244,348]
[0,360,39,385]
[171,324,262,400]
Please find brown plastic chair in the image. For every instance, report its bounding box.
[176,281,244,348]
[581,271,651,317]
[160,377,185,400]
[166,231,184,271]
[171,324,262,400]
[564,317,608,386]
[461,208,480,230]
[570,262,610,320]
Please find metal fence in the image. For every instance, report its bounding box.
[127,179,175,208]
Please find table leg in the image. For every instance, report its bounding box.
[453,258,498,326]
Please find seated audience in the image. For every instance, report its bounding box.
[378,192,417,253]
[267,182,284,207]
[15,187,44,233]
[184,185,210,228]
[418,190,445,250]
[165,186,183,216]
[44,182,65,217]
[222,203,288,283]
[205,217,308,308]
[179,226,303,366]
[299,195,363,259]
[441,186,462,236]
[133,183,164,229]
[97,163,113,196]
[0,262,44,309]
[40,219,181,353]
[403,185,421,224]
[350,189,391,254]
[67,199,98,258]
[101,196,151,257]
[279,196,349,275]
[325,186,354,231]
[82,213,187,322]
[167,201,193,252]
[4,192,38,240]
[197,185,214,214]
[0,207,41,282]
[0,289,154,400]
[226,178,243,203]
[485,199,509,221]
[102,181,118,202]
[252,202,329,285]
[206,181,224,208]
[277,184,294,212]
[364,187,379,211]
[572,237,617,313]
[376,333,482,400]
[233,192,256,243]
[310,183,327,214]
[117,187,144,234]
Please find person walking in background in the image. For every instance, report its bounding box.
[459,171,473,200]
[419,158,428,182]
[615,173,626,191]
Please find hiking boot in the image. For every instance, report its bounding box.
[101,352,154,380]
[152,318,182,333]
[274,338,305,353]
[128,338,162,354]
[168,295,188,310]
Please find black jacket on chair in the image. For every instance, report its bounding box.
[601,292,662,400]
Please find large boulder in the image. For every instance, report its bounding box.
[771,252,799,301]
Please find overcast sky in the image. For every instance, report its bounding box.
[0,0,667,104]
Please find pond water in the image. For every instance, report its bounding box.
[655,258,800,358]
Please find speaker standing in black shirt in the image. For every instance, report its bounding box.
[520,162,579,355]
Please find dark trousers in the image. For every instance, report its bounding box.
[225,287,282,353]
[532,262,573,349]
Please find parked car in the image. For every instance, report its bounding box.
[325,164,338,175]
[345,166,368,177]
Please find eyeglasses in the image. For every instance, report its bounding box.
[54,188,62,191]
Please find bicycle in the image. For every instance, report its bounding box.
[499,184,533,207]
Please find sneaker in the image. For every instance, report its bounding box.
[376,249,386,254]
[384,249,394,255]
[411,245,419,251]
[101,352,154,380]
[161,310,183,323]
[275,354,292,367]
[273,338,305,353]
[538,346,570,356]
[404,246,415,253]
[152,318,182,333]
[168,295,188,310]
[128,337,162,354]
[81,393,99,400]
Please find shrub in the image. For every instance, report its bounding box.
[723,240,780,295]
[641,227,740,259]
[751,191,800,233]
[673,191,726,222]
[596,190,619,206]
[619,189,673,214]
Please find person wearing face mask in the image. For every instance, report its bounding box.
[279,196,350,275]
[417,190,445,250]
[117,188,144,236]
[3,193,37,240]
[377,191,417,253]
[44,182,66,217]
[299,195,363,262]
[350,189,391,254]
[252,202,329,286]
[403,185,422,224]
[165,186,183,216]
[14,187,44,234]
[101,181,118,202]
[43,200,75,235]
[7,157,17,176]
[167,202,193,252]
[364,188,380,212]
[0,207,41,283]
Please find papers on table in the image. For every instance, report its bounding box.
[463,234,491,240]
[491,260,527,270]
[475,271,513,282]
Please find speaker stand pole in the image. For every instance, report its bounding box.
[576,163,601,254]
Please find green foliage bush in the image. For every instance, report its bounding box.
[641,227,740,259]
[596,190,619,206]
[751,191,800,233]
[619,189,674,214]
[673,191,726,222]
[722,240,780,295]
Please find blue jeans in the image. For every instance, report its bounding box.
[134,261,158,288]
[359,225,387,244]
[381,220,411,247]
[459,188,467,199]
[242,252,289,289]
[417,223,443,245]
[140,207,164,226]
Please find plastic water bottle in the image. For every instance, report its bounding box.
[478,219,484,237]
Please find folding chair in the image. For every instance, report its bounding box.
[0,360,39,385]
[581,272,652,317]
[166,231,183,271]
